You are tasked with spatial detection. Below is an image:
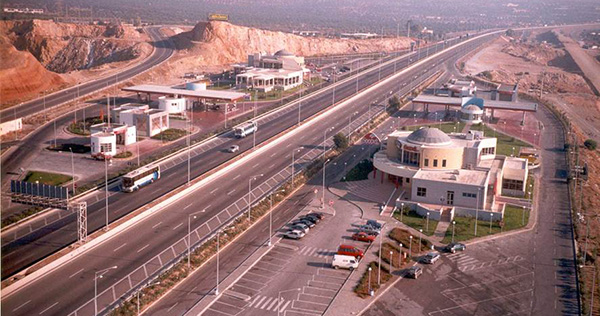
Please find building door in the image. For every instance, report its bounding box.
[446,191,454,205]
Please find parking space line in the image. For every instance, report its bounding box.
[254,296,268,308]
[260,297,274,309]
[207,307,234,316]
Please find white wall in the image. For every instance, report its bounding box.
[158,96,186,114]
[411,177,485,209]
[0,118,22,136]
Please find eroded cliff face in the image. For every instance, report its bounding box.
[0,19,147,73]
[174,21,413,67]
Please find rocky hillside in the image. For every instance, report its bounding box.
[0,19,148,73]
[173,21,412,67]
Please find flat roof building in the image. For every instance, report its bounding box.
[234,49,308,92]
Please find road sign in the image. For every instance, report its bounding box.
[11,180,69,200]
[362,132,381,145]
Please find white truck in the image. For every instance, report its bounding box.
[332,254,359,270]
[234,121,257,138]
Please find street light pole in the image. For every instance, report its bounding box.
[136,281,160,315]
[94,266,117,315]
[291,147,302,188]
[70,148,75,194]
[378,228,383,284]
[489,213,494,233]
[322,159,330,209]
[216,229,220,295]
[248,174,263,221]
[452,221,456,243]
[522,206,526,226]
[400,202,404,222]
[409,236,413,258]
[389,250,394,275]
[426,212,430,233]
[475,187,481,236]
[104,157,109,231]
[419,229,423,249]
[269,189,285,247]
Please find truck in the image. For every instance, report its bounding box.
[234,121,257,138]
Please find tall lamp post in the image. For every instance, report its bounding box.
[474,187,481,236]
[188,209,205,270]
[269,189,285,246]
[70,148,75,194]
[452,221,456,243]
[248,174,264,220]
[409,236,413,258]
[323,127,334,157]
[136,281,160,315]
[95,266,118,315]
[291,147,303,188]
[322,159,331,209]
[104,157,109,231]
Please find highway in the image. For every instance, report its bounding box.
[0,33,477,279]
[0,33,497,316]
[0,27,173,124]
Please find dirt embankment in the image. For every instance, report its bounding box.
[0,19,152,106]
[164,21,412,74]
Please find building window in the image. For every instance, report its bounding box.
[406,178,410,183]
[417,187,427,197]
[424,159,429,167]
[433,159,438,167]
[502,179,524,190]
[482,147,495,155]
[442,159,447,167]
[462,192,477,198]
[100,143,112,153]
[402,151,420,166]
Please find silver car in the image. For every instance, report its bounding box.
[421,252,441,264]
[289,223,309,234]
[283,230,305,239]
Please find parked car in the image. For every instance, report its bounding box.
[421,252,441,264]
[227,145,239,153]
[332,254,359,270]
[445,242,466,253]
[306,212,324,220]
[366,219,383,230]
[352,232,376,243]
[406,266,423,279]
[300,215,320,224]
[337,245,364,259]
[293,219,315,228]
[283,230,305,240]
[289,223,309,234]
[359,225,380,235]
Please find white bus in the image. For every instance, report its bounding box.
[122,165,161,192]
[234,121,257,138]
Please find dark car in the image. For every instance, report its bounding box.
[300,215,320,224]
[445,243,466,253]
[306,212,324,220]
[292,219,315,228]
[337,245,364,259]
[406,266,423,279]
[366,219,383,230]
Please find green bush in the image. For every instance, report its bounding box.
[584,139,597,150]
[342,159,373,181]
[333,132,349,150]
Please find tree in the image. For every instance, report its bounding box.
[388,95,401,112]
[584,139,597,150]
[333,133,349,150]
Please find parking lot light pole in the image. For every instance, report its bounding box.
[522,206,526,226]
[322,159,331,209]
[95,266,117,315]
[378,228,383,285]
[269,189,285,247]
[489,213,494,233]
[389,251,394,275]
[368,266,372,295]
[399,243,403,264]
[426,212,430,233]
[409,236,413,258]
[248,174,263,220]
[216,230,222,295]
[419,229,423,249]
[400,203,404,222]
[475,187,481,236]
[452,221,456,242]
[278,288,301,316]
[137,281,160,315]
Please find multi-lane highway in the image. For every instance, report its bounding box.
[0,32,482,279]
[0,27,173,124]
[1,30,499,316]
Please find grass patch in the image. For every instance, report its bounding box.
[469,123,529,156]
[114,151,133,159]
[354,261,393,298]
[66,116,105,136]
[342,159,373,181]
[441,205,529,243]
[392,209,439,236]
[389,227,432,255]
[1,207,44,228]
[381,242,410,269]
[24,171,72,186]
[151,129,187,142]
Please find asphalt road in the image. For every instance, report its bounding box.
[362,84,578,315]
[0,27,173,124]
[0,33,487,279]
[0,32,498,316]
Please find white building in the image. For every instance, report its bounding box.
[373,127,529,220]
[90,123,137,146]
[0,118,22,136]
[234,49,307,92]
[158,96,187,114]
[91,132,117,159]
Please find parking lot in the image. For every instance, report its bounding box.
[363,232,535,316]
[202,194,371,316]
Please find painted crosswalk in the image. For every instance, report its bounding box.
[458,255,525,272]
[247,295,291,312]
[297,246,335,258]
[446,252,480,268]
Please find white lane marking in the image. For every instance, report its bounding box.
[173,223,183,231]
[233,174,241,180]
[210,187,220,194]
[254,296,267,308]
[270,152,277,158]
[12,300,31,312]
[113,243,127,252]
[227,189,236,195]
[184,203,193,210]
[39,302,59,315]
[279,300,291,312]
[68,268,84,279]
[248,295,260,307]
[152,221,162,229]
[253,163,260,168]
[260,297,274,309]
[167,302,179,312]
[267,298,279,310]
[269,164,276,169]
[286,143,292,148]
[137,244,150,253]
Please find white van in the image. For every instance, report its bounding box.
[332,254,359,270]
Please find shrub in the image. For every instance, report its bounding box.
[584,139,597,150]
[333,132,349,150]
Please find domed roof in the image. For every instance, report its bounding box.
[274,49,294,57]
[462,104,483,113]
[407,127,452,146]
